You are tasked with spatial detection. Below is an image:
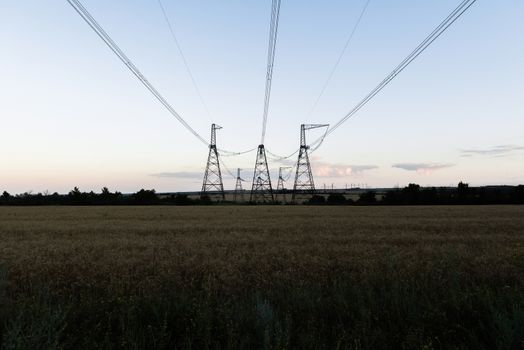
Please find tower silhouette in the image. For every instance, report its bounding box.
[292,124,328,202]
[234,168,246,202]
[276,166,292,203]
[250,145,274,203]
[201,124,225,200]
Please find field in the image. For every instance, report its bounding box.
[1,206,524,349]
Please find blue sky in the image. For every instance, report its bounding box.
[1,0,522,193]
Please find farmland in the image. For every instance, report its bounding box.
[1,206,524,349]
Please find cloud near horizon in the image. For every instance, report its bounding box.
[461,144,524,158]
[314,162,379,178]
[392,163,454,174]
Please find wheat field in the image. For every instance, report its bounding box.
[1,205,523,349]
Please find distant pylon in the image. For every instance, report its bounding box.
[276,166,292,203]
[201,124,225,200]
[234,168,245,202]
[292,124,329,201]
[250,144,274,203]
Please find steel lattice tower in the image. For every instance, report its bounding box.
[201,124,225,200]
[234,168,245,202]
[292,124,328,201]
[250,145,274,203]
[276,166,291,203]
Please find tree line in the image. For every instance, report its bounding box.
[0,187,210,206]
[308,182,524,205]
[1,182,523,206]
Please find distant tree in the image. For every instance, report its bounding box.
[402,184,420,204]
[420,187,438,204]
[99,187,122,205]
[133,189,158,205]
[458,181,469,195]
[0,191,12,205]
[327,193,346,205]
[512,185,524,204]
[382,189,401,205]
[358,191,377,205]
[17,191,33,198]
[49,192,62,205]
[174,194,193,206]
[68,187,81,198]
[457,181,470,204]
[68,187,87,205]
[407,183,420,190]
[199,195,212,205]
[308,195,326,205]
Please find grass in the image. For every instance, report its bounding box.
[1,206,524,349]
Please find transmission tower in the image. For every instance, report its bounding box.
[250,145,274,203]
[276,166,292,203]
[292,124,329,202]
[201,123,225,200]
[234,168,246,202]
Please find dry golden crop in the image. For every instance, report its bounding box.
[1,205,523,348]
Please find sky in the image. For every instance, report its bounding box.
[0,0,523,194]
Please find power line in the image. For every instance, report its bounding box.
[306,0,372,120]
[271,0,476,159]
[219,154,241,180]
[260,0,282,144]
[266,148,298,161]
[66,0,208,145]
[218,147,257,157]
[282,166,295,181]
[67,0,477,164]
[311,0,477,147]
[156,0,213,123]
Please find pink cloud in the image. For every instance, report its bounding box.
[313,159,378,178]
[392,163,454,174]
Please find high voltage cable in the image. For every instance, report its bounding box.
[306,0,372,120]
[218,147,257,157]
[260,0,282,144]
[218,155,241,180]
[156,0,213,123]
[282,167,294,181]
[67,0,476,163]
[66,0,209,146]
[266,124,328,159]
[266,148,298,161]
[310,0,477,149]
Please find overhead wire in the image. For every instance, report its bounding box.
[268,0,476,160]
[282,166,294,181]
[266,148,299,161]
[282,163,298,186]
[218,154,242,180]
[260,0,282,144]
[67,0,477,168]
[310,0,477,147]
[305,0,372,120]
[156,0,214,123]
[66,0,209,145]
[308,125,330,153]
[218,147,257,157]
[265,126,328,160]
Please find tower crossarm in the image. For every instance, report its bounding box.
[300,124,329,148]
[278,166,292,180]
[210,123,222,147]
[303,124,329,131]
